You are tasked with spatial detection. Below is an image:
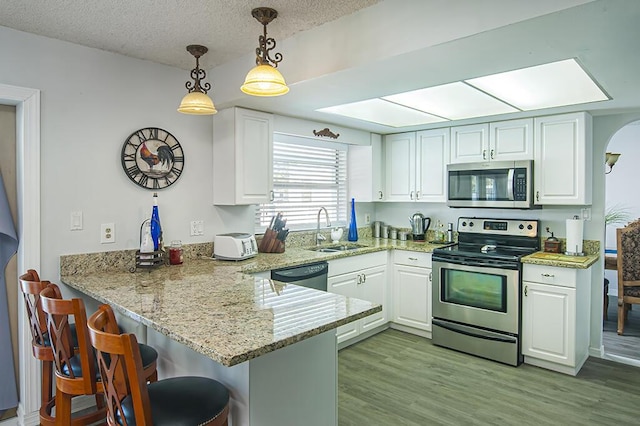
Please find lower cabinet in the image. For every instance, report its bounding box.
[392,251,432,332]
[328,252,388,345]
[521,264,590,376]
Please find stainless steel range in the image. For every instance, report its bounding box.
[431,217,540,366]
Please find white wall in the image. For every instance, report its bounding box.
[0,26,254,280]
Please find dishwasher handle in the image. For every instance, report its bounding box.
[270,261,329,282]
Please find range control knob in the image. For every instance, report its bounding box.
[469,221,474,227]
[461,221,467,227]
[527,224,533,230]
[519,224,524,230]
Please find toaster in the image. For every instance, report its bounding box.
[214,233,258,261]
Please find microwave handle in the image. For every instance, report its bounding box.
[507,168,515,201]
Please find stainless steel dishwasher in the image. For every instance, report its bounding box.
[271,261,329,291]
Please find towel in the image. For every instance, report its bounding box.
[0,171,18,412]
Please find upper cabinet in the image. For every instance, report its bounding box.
[213,107,274,205]
[348,134,385,202]
[384,129,449,202]
[450,119,533,164]
[533,112,592,206]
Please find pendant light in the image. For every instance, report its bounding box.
[178,45,217,115]
[241,7,289,97]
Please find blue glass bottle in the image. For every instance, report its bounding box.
[348,198,358,242]
[150,192,162,251]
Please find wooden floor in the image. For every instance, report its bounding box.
[603,299,640,361]
[338,329,640,426]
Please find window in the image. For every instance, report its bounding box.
[255,134,348,231]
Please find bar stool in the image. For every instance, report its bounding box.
[40,283,159,425]
[87,304,230,426]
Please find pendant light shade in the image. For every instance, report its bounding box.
[241,64,289,96]
[178,45,217,115]
[241,7,289,97]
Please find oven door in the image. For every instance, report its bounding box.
[432,256,520,334]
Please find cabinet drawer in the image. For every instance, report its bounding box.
[328,251,387,277]
[523,264,578,288]
[394,250,431,268]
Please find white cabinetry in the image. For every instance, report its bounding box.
[522,263,590,376]
[533,112,592,205]
[212,107,274,205]
[450,119,533,164]
[328,252,388,345]
[348,133,385,201]
[392,251,432,333]
[384,129,449,202]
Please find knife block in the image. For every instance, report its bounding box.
[258,229,285,253]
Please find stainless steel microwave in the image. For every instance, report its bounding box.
[447,160,535,209]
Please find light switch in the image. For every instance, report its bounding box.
[70,211,83,231]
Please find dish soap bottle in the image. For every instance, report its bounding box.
[150,192,162,251]
[348,198,358,242]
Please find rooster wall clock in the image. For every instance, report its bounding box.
[121,127,184,190]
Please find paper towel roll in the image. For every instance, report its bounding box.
[565,218,584,255]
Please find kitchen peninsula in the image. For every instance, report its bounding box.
[60,252,381,426]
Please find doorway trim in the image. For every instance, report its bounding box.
[0,83,41,425]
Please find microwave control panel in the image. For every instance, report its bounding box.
[514,168,527,201]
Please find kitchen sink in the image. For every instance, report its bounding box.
[309,244,367,253]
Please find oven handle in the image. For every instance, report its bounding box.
[507,168,515,201]
[432,256,519,270]
[433,319,517,344]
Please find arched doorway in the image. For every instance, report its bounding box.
[602,120,640,364]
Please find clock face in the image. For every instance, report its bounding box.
[121,127,185,190]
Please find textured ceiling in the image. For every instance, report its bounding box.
[0,0,379,69]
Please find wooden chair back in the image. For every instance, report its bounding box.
[18,269,52,359]
[39,283,98,396]
[616,219,640,297]
[87,304,152,426]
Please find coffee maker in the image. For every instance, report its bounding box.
[409,212,431,241]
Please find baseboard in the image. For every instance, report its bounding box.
[602,352,640,368]
[389,323,432,339]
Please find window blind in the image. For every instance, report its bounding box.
[255,136,348,231]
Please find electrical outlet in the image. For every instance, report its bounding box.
[101,223,115,244]
[581,208,591,221]
[364,213,371,225]
[70,211,83,231]
[190,220,204,236]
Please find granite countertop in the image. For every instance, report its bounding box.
[61,260,381,367]
[520,251,599,269]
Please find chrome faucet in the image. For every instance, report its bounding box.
[316,207,331,246]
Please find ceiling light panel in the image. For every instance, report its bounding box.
[317,99,447,127]
[383,82,519,120]
[465,58,609,111]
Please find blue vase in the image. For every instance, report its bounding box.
[150,193,162,251]
[348,198,358,242]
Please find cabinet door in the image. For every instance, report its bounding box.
[533,112,592,205]
[450,124,489,163]
[235,108,274,204]
[392,264,431,331]
[384,133,415,201]
[415,129,449,202]
[348,134,384,202]
[489,118,533,161]
[522,281,575,366]
[328,273,360,343]
[359,265,387,332]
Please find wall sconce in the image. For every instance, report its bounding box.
[241,7,289,97]
[178,45,217,115]
[605,152,621,174]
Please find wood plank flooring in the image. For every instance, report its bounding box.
[338,329,640,426]
[603,300,640,360]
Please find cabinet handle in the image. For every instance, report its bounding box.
[490,149,494,159]
[541,273,555,278]
[408,257,418,261]
[356,274,362,284]
[270,190,274,201]
[524,285,528,297]
[536,191,539,202]
[378,190,383,199]
[415,190,420,200]
[410,191,414,200]
[362,273,366,283]
[429,272,432,282]
[483,149,487,160]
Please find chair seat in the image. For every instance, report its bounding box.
[119,377,229,426]
[623,286,640,297]
[61,343,158,379]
